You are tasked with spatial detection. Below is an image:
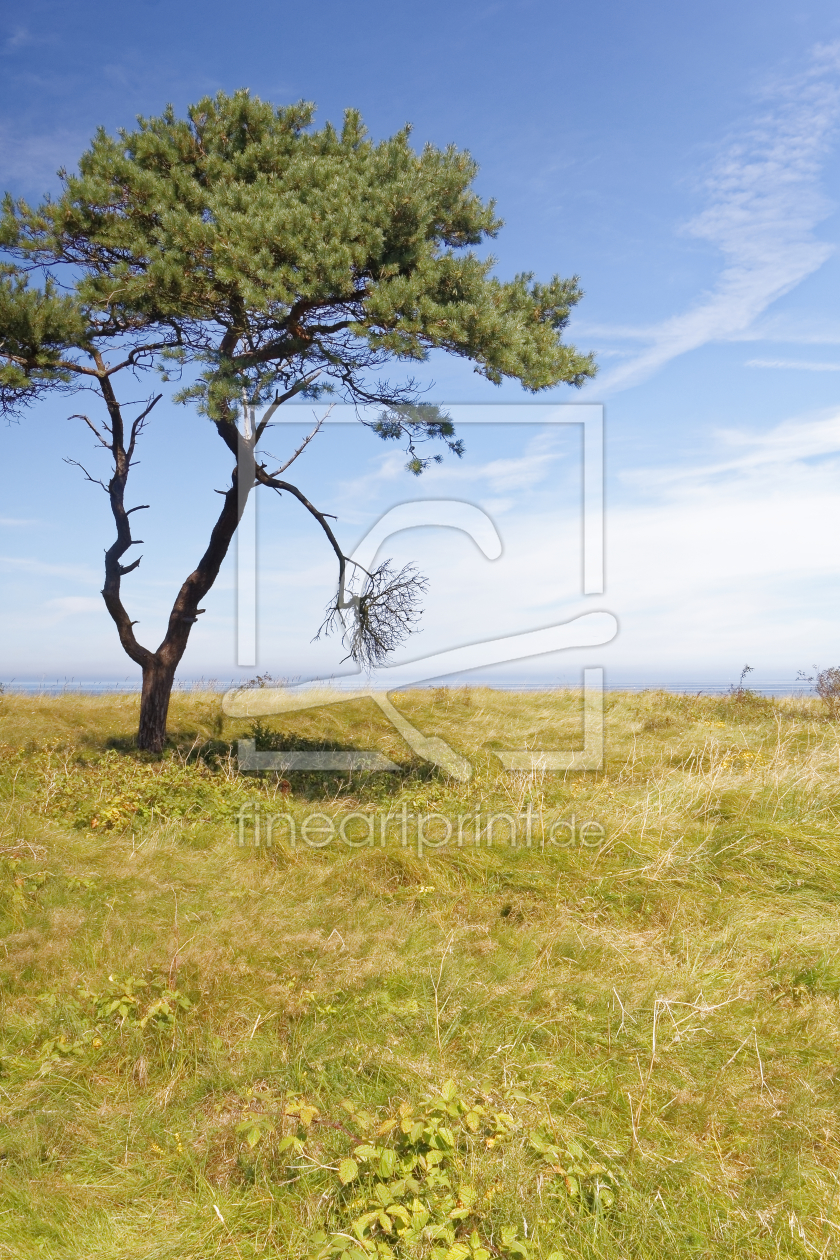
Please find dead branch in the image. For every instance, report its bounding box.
[63,457,107,490]
[317,559,428,669]
[69,413,109,447]
[262,405,332,476]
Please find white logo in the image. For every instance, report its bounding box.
[224,403,615,778]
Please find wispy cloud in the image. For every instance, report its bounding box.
[746,358,840,371]
[3,26,33,53]
[332,426,568,509]
[623,407,840,490]
[0,555,99,581]
[728,312,840,344]
[592,43,840,394]
[0,123,87,194]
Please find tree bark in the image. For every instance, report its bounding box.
[130,461,247,751]
[137,658,178,753]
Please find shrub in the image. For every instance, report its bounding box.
[815,667,840,719]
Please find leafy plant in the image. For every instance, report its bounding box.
[308,1081,548,1260]
[35,974,192,1073]
[1,854,49,924]
[235,1090,318,1152]
[528,1131,623,1215]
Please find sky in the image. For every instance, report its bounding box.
[2,0,840,690]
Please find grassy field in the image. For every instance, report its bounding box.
[2,684,840,1259]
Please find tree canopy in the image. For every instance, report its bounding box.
[1,90,594,422]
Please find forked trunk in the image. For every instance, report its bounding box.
[100,413,246,753]
[137,659,177,753]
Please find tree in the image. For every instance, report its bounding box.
[0,90,595,752]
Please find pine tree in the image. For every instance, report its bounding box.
[0,90,595,750]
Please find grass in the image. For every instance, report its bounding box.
[2,684,840,1258]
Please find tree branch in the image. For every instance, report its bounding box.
[63,457,107,490]
[153,467,245,665]
[262,405,331,476]
[256,467,347,601]
[68,413,109,447]
[127,393,162,464]
[98,371,154,668]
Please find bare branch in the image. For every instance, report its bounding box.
[262,405,332,477]
[69,413,109,447]
[257,468,346,591]
[255,463,428,670]
[97,371,154,669]
[317,560,428,669]
[127,393,162,463]
[63,456,107,491]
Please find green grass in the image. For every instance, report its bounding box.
[2,685,840,1258]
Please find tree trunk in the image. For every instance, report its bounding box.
[137,658,177,753]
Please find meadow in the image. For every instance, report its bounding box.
[2,684,840,1259]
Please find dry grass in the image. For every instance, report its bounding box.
[2,686,840,1257]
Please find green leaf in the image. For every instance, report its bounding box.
[443,1245,470,1260]
[458,1184,476,1209]
[338,1157,359,1185]
[373,1183,393,1207]
[353,1211,381,1237]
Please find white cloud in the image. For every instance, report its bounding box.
[3,26,33,53]
[746,358,840,371]
[0,123,87,192]
[590,406,840,672]
[334,426,567,507]
[0,555,99,581]
[727,312,840,344]
[591,43,840,394]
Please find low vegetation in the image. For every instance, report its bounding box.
[2,684,840,1258]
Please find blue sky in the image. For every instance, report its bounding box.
[2,0,840,688]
